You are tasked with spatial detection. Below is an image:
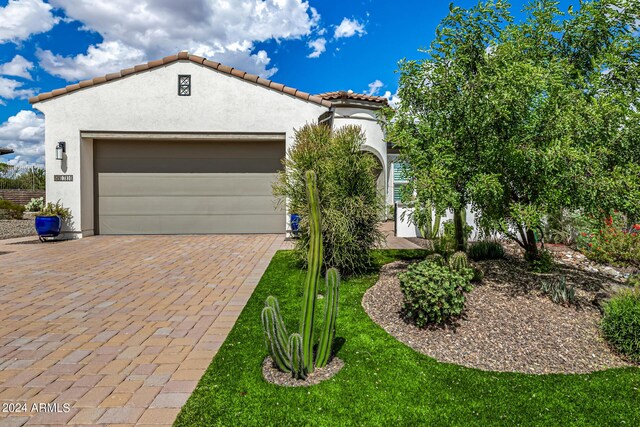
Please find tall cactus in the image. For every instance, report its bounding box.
[261,170,340,379]
[300,170,323,374]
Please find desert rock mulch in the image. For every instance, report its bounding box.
[363,256,636,374]
[262,357,344,387]
[0,219,36,240]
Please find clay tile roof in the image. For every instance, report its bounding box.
[315,90,388,105]
[29,52,334,108]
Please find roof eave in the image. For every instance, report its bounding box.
[29,52,333,108]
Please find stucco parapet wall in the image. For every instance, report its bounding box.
[29,52,334,108]
[315,91,388,105]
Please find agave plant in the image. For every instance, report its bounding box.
[540,276,576,305]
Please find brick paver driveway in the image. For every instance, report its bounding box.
[0,234,283,426]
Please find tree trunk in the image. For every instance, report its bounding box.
[524,228,539,260]
[453,208,466,252]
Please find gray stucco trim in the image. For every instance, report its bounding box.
[81,131,286,141]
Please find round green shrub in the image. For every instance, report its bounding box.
[399,260,473,327]
[601,288,640,362]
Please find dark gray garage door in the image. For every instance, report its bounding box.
[94,138,285,234]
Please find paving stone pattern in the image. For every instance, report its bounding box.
[0,234,283,426]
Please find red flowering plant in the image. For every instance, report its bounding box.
[577,211,640,267]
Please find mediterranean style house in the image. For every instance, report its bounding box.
[29,51,402,238]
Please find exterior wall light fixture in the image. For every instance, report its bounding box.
[56,142,66,160]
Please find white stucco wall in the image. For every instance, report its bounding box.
[33,60,387,237]
[333,107,388,201]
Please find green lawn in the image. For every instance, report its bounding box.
[175,250,640,426]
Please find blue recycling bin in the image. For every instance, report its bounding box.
[290,214,300,235]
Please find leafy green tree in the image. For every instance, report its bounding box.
[468,1,587,259]
[273,124,384,276]
[383,1,511,251]
[387,0,639,262]
[471,0,639,260]
[562,0,640,223]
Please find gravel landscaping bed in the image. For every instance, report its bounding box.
[0,219,36,240]
[262,357,344,387]
[363,257,636,374]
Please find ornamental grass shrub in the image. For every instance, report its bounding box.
[399,259,473,326]
[40,201,71,220]
[601,287,640,363]
[273,124,384,276]
[467,240,505,261]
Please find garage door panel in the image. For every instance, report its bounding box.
[96,139,283,159]
[99,214,284,235]
[98,173,278,197]
[98,157,282,174]
[95,138,285,235]
[99,195,284,216]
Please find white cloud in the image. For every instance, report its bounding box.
[383,90,400,108]
[334,17,366,39]
[40,0,320,80]
[0,55,34,79]
[0,110,45,166]
[366,79,384,96]
[0,0,59,44]
[0,76,35,101]
[307,38,326,58]
[37,41,146,81]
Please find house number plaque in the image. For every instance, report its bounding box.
[54,175,73,182]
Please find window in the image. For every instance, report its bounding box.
[393,162,408,202]
[178,75,191,96]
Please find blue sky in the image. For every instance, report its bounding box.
[0,0,577,166]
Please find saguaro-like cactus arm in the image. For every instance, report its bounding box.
[315,267,340,368]
[265,296,289,356]
[300,170,323,375]
[289,333,305,379]
[261,304,291,373]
